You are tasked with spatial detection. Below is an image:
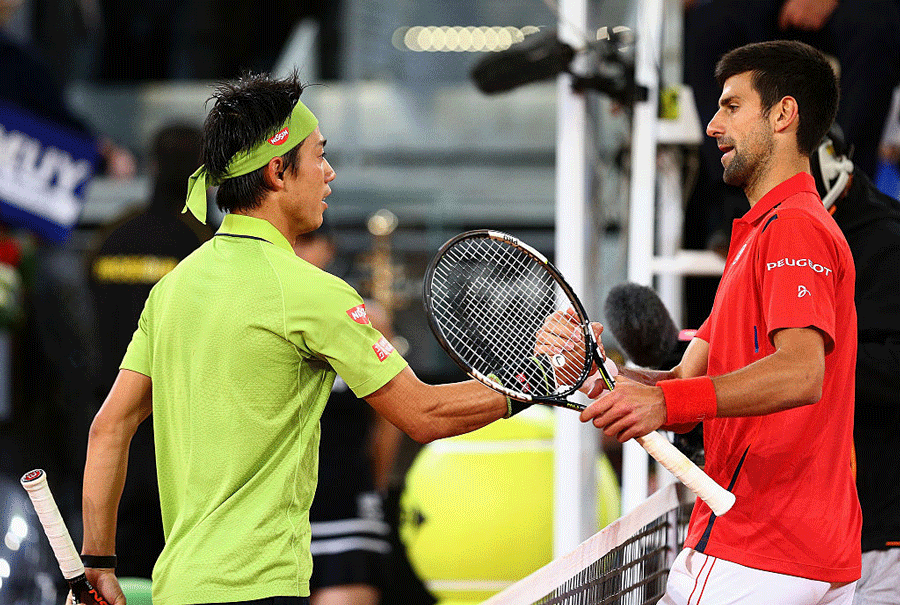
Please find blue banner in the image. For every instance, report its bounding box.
[0,101,99,243]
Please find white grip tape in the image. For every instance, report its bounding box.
[635,432,736,516]
[21,469,85,580]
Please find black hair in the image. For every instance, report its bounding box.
[715,40,838,157]
[150,123,202,212]
[201,71,308,214]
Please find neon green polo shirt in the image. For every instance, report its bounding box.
[121,213,408,605]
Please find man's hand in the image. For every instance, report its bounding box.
[778,0,838,31]
[85,569,126,605]
[579,377,666,442]
[534,309,606,375]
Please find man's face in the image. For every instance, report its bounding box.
[282,126,335,233]
[706,72,774,188]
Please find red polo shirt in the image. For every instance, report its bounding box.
[686,172,861,582]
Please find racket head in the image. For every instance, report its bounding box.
[424,230,595,407]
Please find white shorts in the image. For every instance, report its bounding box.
[660,548,857,605]
[853,548,900,605]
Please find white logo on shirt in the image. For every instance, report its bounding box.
[798,285,810,298]
[766,258,832,275]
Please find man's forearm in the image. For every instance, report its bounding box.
[81,370,152,557]
[81,416,132,556]
[366,366,508,444]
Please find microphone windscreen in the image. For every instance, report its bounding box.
[603,283,681,370]
[470,29,575,94]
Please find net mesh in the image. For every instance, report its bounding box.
[427,234,589,398]
[483,483,692,605]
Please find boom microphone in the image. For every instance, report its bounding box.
[470,29,575,94]
[604,283,681,370]
[604,283,705,466]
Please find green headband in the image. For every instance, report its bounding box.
[184,100,319,223]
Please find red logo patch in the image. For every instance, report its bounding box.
[269,127,290,145]
[347,304,370,324]
[373,337,395,362]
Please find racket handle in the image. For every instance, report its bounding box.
[21,469,86,579]
[635,432,736,516]
[21,470,111,604]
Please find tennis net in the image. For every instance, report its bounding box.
[482,482,693,605]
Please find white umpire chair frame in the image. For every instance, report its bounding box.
[554,0,724,555]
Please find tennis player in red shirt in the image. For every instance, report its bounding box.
[570,40,861,603]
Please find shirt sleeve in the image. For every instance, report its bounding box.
[756,214,841,352]
[694,316,711,343]
[120,300,152,377]
[286,271,408,398]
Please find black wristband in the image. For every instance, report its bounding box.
[82,554,117,569]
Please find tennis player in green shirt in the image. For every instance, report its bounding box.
[78,72,511,605]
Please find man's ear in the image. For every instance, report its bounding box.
[771,96,800,135]
[263,156,286,189]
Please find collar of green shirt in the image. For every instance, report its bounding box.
[216,214,294,253]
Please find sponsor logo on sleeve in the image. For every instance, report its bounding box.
[765,258,832,275]
[347,304,370,324]
[268,127,290,146]
[373,337,395,361]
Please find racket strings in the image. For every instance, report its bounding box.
[429,237,588,398]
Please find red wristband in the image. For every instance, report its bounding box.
[658,377,717,425]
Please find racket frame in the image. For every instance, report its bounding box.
[424,229,614,410]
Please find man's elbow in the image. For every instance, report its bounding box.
[88,405,139,446]
[401,424,436,444]
[792,367,824,407]
[400,415,450,444]
[88,408,117,444]
[800,381,823,406]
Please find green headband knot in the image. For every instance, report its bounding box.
[184,100,319,223]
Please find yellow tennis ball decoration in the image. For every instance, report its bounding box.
[399,408,621,605]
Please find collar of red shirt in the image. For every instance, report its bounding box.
[740,172,819,226]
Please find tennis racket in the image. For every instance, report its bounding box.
[21,469,110,604]
[423,230,735,516]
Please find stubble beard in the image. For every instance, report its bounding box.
[722,128,774,194]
